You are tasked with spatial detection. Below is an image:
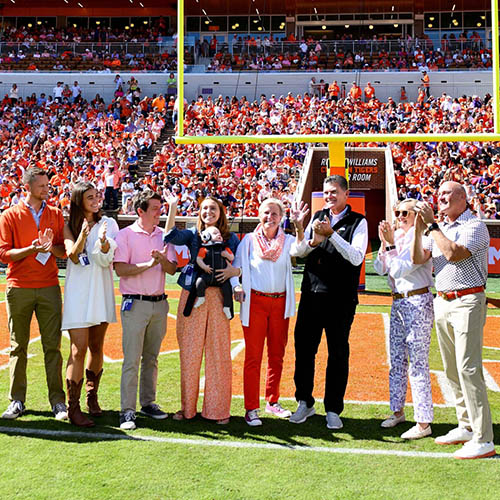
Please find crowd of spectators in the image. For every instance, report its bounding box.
[0,21,170,44]
[207,31,490,72]
[159,89,498,220]
[203,31,489,73]
[207,45,491,72]
[0,46,182,73]
[1,78,499,221]
[0,21,189,72]
[0,79,170,215]
[0,24,490,73]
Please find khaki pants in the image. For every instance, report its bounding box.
[434,292,493,442]
[120,299,168,412]
[6,285,65,407]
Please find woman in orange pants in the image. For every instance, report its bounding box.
[234,198,309,426]
[164,195,240,424]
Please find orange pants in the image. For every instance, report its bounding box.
[177,287,232,420]
[243,291,289,411]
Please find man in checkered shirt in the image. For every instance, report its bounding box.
[412,181,495,459]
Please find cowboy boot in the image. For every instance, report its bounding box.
[67,379,94,427]
[85,369,103,417]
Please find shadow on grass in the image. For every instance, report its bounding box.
[1,410,499,450]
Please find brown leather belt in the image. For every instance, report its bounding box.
[392,287,430,300]
[251,289,286,299]
[437,286,485,301]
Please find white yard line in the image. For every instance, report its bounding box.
[430,369,455,406]
[0,426,476,460]
[482,365,500,392]
[229,394,453,408]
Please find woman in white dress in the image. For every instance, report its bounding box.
[63,182,119,426]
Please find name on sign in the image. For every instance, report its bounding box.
[347,158,379,166]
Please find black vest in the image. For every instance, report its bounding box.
[302,205,365,298]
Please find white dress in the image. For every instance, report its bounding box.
[62,216,119,330]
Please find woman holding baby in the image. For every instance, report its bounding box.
[164,195,240,424]
[63,182,119,427]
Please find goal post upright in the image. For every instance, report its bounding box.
[492,0,500,134]
[177,0,185,137]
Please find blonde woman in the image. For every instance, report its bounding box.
[233,198,308,426]
[374,198,434,440]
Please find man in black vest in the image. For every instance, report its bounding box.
[290,175,368,429]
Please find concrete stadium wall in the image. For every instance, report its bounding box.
[0,71,493,103]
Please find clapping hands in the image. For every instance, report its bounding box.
[99,220,107,243]
[33,228,54,253]
[99,220,111,253]
[312,217,334,238]
[378,220,394,246]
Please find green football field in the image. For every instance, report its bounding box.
[0,260,499,499]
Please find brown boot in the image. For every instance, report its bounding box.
[85,369,103,417]
[66,379,95,427]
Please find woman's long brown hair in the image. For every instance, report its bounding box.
[68,182,102,239]
[197,196,231,241]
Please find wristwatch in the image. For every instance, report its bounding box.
[385,245,396,251]
[427,222,440,233]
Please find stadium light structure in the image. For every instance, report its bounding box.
[175,0,500,147]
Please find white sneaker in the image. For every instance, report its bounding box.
[223,307,232,320]
[435,427,473,445]
[265,402,292,419]
[289,401,315,424]
[119,410,137,430]
[53,402,68,421]
[401,424,432,440]
[245,409,262,427]
[2,400,25,419]
[381,413,406,428]
[453,441,496,459]
[326,412,343,430]
[194,297,205,308]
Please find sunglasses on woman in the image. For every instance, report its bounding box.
[394,210,413,218]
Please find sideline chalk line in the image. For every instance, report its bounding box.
[1,425,489,460]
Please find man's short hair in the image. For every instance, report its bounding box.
[23,167,48,186]
[324,175,348,191]
[133,190,162,214]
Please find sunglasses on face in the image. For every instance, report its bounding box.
[394,210,413,218]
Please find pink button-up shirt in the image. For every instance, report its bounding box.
[114,221,177,295]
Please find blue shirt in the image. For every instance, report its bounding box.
[26,201,46,229]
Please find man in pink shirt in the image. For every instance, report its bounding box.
[114,190,177,430]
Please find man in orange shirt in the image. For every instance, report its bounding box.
[421,71,430,98]
[364,82,375,101]
[328,80,340,102]
[152,94,166,113]
[349,82,362,101]
[0,167,67,420]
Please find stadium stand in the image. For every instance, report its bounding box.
[0,1,497,221]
